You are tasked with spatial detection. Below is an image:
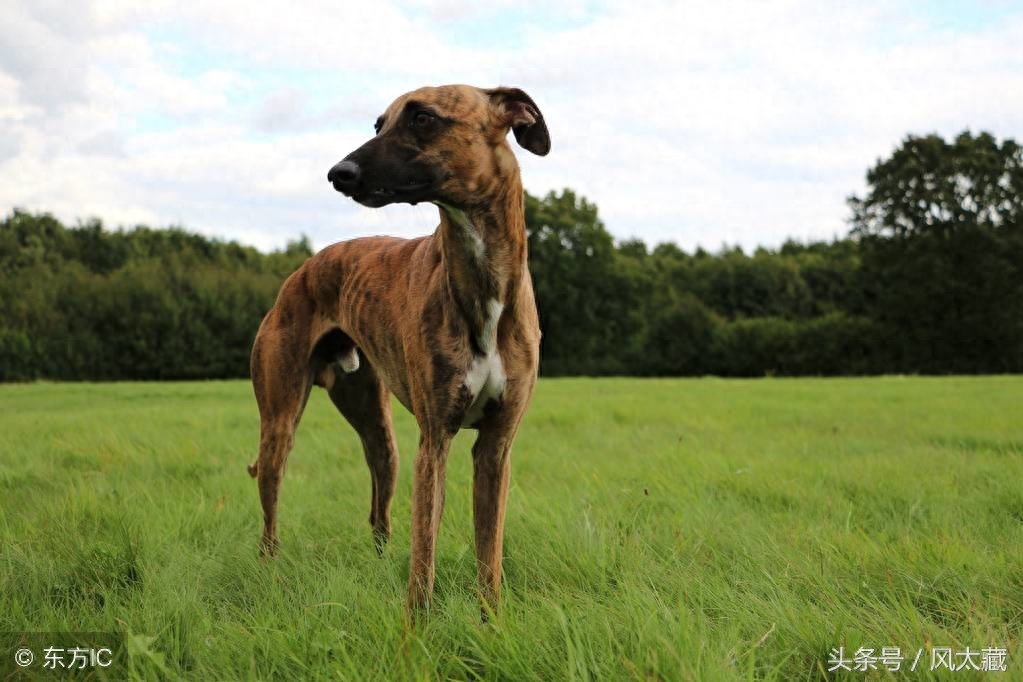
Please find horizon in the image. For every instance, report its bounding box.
[0,190,858,257]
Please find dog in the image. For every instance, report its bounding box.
[248,84,549,615]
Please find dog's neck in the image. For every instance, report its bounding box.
[434,177,527,355]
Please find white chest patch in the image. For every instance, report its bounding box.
[462,352,506,427]
[461,298,506,427]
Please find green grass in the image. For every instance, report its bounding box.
[1,377,1021,680]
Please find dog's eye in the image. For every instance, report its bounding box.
[412,112,435,128]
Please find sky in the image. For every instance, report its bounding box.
[1,0,1022,253]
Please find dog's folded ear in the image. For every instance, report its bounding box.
[486,87,551,156]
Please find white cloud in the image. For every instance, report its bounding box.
[505,1,1023,248]
[0,1,95,110]
[0,0,1021,253]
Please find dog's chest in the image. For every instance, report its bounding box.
[461,352,506,427]
[460,299,507,427]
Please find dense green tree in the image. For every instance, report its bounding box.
[644,294,720,375]
[849,131,1023,373]
[0,210,311,381]
[849,132,1023,238]
[525,190,648,374]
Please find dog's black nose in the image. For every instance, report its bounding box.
[328,160,360,190]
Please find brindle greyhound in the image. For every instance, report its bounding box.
[248,84,549,614]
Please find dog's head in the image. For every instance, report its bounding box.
[327,85,550,209]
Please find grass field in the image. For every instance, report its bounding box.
[1,377,1021,680]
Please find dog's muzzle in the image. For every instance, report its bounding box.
[327,157,439,208]
[327,160,360,194]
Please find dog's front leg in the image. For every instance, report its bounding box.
[471,419,518,619]
[407,432,452,615]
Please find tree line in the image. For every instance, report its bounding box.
[1,130,1020,381]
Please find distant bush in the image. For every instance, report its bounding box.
[705,313,879,377]
[0,209,311,381]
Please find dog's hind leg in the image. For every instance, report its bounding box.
[325,353,399,550]
[248,321,313,557]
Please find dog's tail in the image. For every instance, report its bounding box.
[247,462,258,478]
